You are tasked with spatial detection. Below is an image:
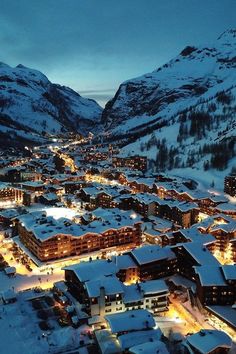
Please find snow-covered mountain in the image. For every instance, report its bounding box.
[0,63,102,144]
[102,29,236,184]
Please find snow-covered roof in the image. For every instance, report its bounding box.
[129,340,169,354]
[221,265,236,281]
[64,259,117,283]
[4,266,16,275]
[85,275,124,298]
[123,284,142,304]
[182,242,220,266]
[176,229,216,245]
[95,329,121,354]
[105,309,155,333]
[118,329,162,350]
[186,330,232,354]
[206,305,236,329]
[1,289,16,302]
[18,207,141,242]
[53,281,68,293]
[133,193,161,205]
[194,266,227,286]
[113,254,137,270]
[0,182,11,190]
[21,181,45,188]
[41,192,58,201]
[130,245,176,265]
[216,202,236,212]
[0,208,21,219]
[140,279,168,295]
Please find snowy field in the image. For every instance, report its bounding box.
[0,290,92,354]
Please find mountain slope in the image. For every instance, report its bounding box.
[102,29,236,134]
[0,63,102,142]
[101,29,236,184]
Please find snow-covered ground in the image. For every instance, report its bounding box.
[0,290,92,354]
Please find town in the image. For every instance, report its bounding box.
[0,134,235,354]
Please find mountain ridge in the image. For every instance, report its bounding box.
[0,63,102,146]
[102,28,236,133]
[100,29,236,183]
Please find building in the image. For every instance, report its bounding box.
[159,200,199,228]
[64,260,169,320]
[95,309,167,354]
[114,254,138,283]
[15,208,142,262]
[224,173,236,197]
[0,182,23,206]
[112,155,147,172]
[183,329,232,354]
[194,265,236,306]
[127,245,177,281]
[172,242,220,281]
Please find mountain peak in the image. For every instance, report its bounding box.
[0,62,102,139]
[0,62,11,69]
[217,28,236,43]
[16,64,27,69]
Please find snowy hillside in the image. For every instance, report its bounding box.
[0,63,102,143]
[102,29,236,185]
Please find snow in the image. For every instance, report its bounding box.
[103,30,236,186]
[182,242,220,266]
[140,279,168,295]
[85,276,124,298]
[118,329,162,350]
[129,340,169,354]
[221,265,236,281]
[194,266,227,286]
[185,329,232,354]
[0,269,63,293]
[0,62,102,138]
[206,305,236,329]
[64,259,117,283]
[130,244,176,265]
[105,309,155,333]
[0,290,93,354]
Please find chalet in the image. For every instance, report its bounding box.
[215,202,236,217]
[16,208,142,262]
[128,245,177,281]
[64,180,88,194]
[195,265,236,306]
[114,254,138,283]
[128,177,155,193]
[21,181,46,194]
[159,200,199,228]
[171,229,216,252]
[199,216,236,256]
[183,330,232,354]
[196,194,228,215]
[64,260,169,320]
[95,309,166,354]
[172,242,220,281]
[133,193,158,217]
[39,193,59,206]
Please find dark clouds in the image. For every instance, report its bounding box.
[0,0,236,105]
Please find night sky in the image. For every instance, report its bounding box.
[1,0,235,106]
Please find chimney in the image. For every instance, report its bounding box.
[99,286,106,318]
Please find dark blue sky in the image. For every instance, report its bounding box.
[1,0,235,106]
